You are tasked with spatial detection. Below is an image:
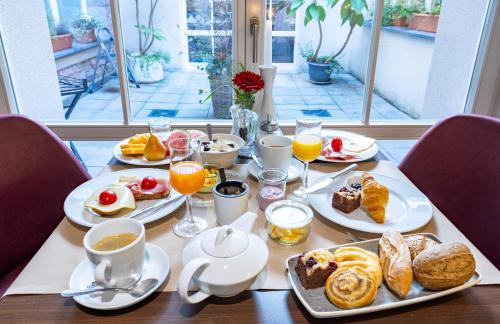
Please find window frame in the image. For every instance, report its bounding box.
[0,0,496,140]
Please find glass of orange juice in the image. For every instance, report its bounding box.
[292,118,322,198]
[168,137,207,238]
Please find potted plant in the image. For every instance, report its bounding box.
[127,0,170,83]
[205,51,233,118]
[382,4,418,27]
[47,11,73,52]
[409,2,440,33]
[193,0,233,118]
[71,16,100,43]
[286,0,368,84]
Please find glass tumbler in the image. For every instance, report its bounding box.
[148,117,172,141]
[257,168,288,211]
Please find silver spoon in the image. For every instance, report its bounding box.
[61,278,158,297]
[251,153,264,169]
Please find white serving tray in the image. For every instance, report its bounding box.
[286,233,482,318]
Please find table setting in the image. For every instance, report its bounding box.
[3,116,500,321]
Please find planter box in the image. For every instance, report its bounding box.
[409,14,439,33]
[209,76,233,119]
[51,34,73,52]
[74,30,96,44]
[392,17,408,27]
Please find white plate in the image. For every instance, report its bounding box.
[286,234,482,318]
[308,171,433,233]
[318,130,379,163]
[113,130,206,166]
[64,168,185,228]
[70,243,169,311]
[113,138,171,166]
[247,158,303,183]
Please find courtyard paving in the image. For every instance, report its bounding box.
[68,70,412,122]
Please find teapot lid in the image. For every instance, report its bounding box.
[201,226,249,258]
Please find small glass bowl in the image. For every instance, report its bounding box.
[265,200,313,245]
[345,175,362,191]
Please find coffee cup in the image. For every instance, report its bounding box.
[259,135,293,171]
[83,218,145,287]
[213,181,250,225]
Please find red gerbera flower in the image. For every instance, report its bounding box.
[232,71,265,92]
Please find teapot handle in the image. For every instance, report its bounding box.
[177,258,212,304]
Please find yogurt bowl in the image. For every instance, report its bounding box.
[193,134,244,168]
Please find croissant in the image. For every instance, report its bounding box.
[361,173,389,223]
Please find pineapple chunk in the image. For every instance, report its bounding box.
[121,147,145,155]
[120,143,146,149]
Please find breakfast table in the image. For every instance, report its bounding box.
[1,149,499,323]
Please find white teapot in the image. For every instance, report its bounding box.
[177,212,268,304]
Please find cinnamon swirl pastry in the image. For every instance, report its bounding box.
[332,246,383,287]
[325,266,377,309]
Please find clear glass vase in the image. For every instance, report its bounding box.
[230,104,258,156]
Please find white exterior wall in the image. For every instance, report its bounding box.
[422,0,489,119]
[0,0,64,121]
[118,0,186,69]
[348,27,434,118]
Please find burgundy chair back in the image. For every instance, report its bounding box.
[0,115,90,295]
[399,114,500,268]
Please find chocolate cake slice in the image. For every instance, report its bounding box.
[295,249,338,289]
[332,187,361,213]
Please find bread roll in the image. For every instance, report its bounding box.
[413,242,476,290]
[405,235,439,260]
[378,231,413,298]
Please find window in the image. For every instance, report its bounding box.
[0,0,495,139]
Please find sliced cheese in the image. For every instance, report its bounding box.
[342,136,376,153]
[84,185,136,215]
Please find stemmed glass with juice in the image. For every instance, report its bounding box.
[168,138,207,238]
[292,118,322,198]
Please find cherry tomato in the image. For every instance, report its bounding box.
[141,176,158,190]
[99,190,117,205]
[331,137,343,152]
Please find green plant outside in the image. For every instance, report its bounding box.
[299,45,343,74]
[128,51,171,75]
[71,16,100,33]
[47,10,57,38]
[285,0,368,70]
[382,4,422,26]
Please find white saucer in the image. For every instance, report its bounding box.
[69,243,170,310]
[247,159,303,183]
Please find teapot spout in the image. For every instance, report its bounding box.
[229,212,258,233]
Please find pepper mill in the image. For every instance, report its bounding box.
[256,65,282,144]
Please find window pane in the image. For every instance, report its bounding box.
[272,36,294,63]
[1,0,124,122]
[271,0,372,122]
[119,0,234,121]
[370,0,489,122]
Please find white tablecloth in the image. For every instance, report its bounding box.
[5,161,500,296]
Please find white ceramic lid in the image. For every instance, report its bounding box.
[201,226,249,258]
[182,225,268,286]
